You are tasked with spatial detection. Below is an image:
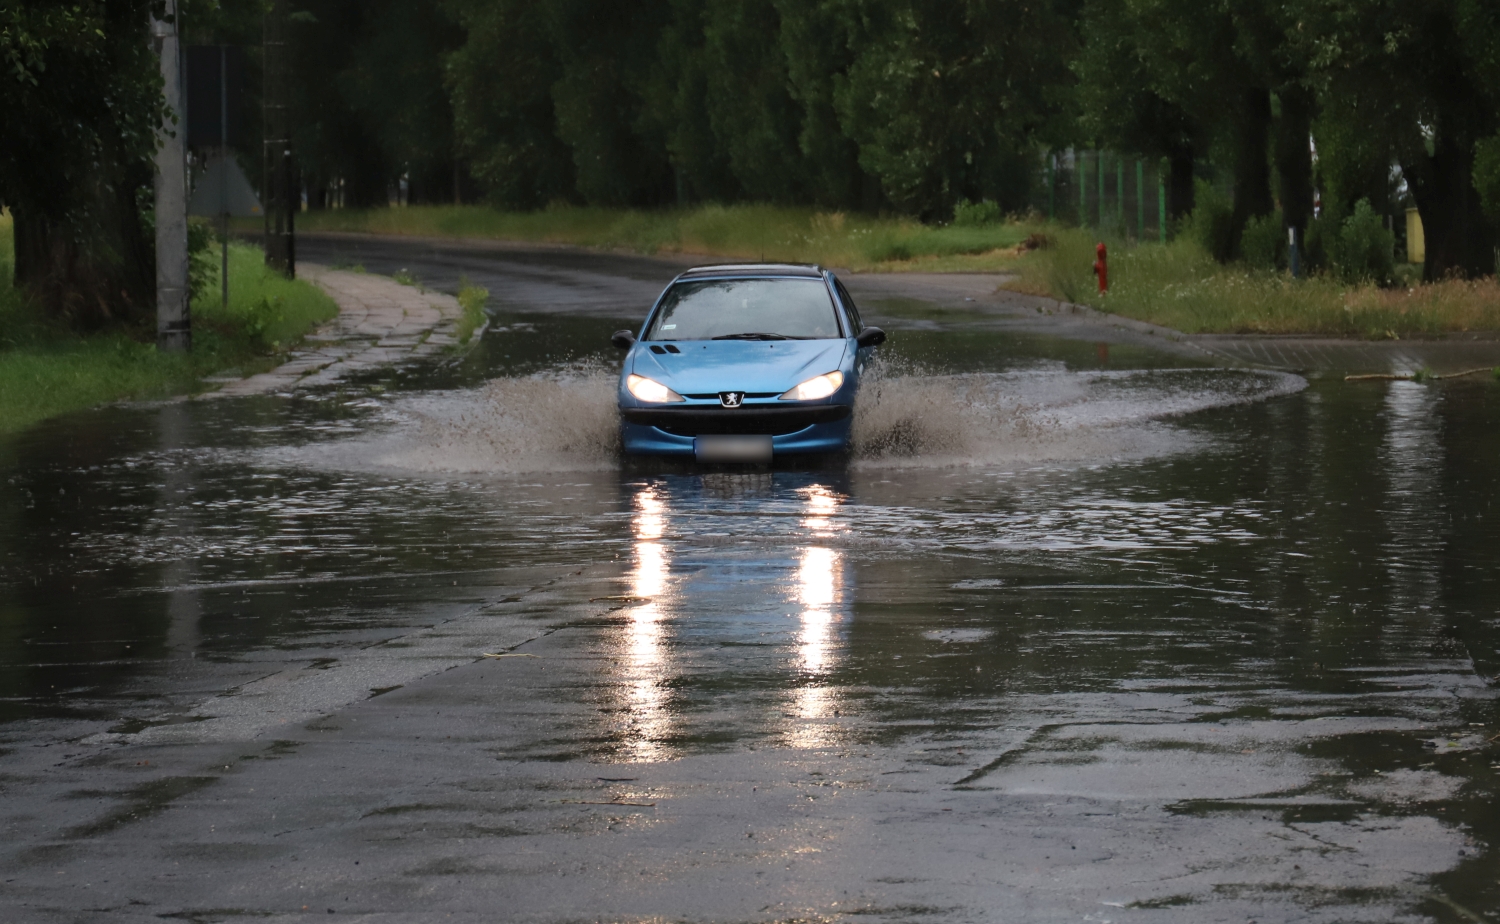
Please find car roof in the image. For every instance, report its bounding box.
[676,263,825,280]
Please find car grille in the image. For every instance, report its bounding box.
[621,404,851,437]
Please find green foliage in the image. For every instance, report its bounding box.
[455,279,489,344]
[831,1,1074,218]
[952,200,1003,227]
[1328,199,1394,285]
[1240,212,1286,271]
[1182,181,1234,263]
[0,221,337,435]
[0,0,167,323]
[187,219,218,308]
[1474,135,1500,218]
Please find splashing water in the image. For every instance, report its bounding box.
[310,362,1304,475]
[850,365,1306,469]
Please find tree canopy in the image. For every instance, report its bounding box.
[6,0,1500,325]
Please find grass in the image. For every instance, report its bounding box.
[455,279,489,344]
[1007,225,1500,338]
[0,214,337,435]
[281,203,1031,272]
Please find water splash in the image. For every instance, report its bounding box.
[851,364,1305,469]
[315,363,1304,475]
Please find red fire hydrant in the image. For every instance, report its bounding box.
[1093,242,1108,293]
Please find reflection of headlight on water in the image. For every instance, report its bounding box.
[621,486,673,761]
[799,484,842,535]
[790,546,843,746]
[797,546,839,614]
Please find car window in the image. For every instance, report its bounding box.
[645,278,842,340]
[834,279,863,333]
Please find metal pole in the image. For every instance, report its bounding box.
[263,0,293,277]
[221,215,229,308]
[219,45,229,312]
[152,0,190,351]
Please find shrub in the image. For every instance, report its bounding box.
[1330,198,1394,285]
[1182,180,1234,262]
[188,218,218,308]
[1240,211,1286,270]
[952,199,1002,226]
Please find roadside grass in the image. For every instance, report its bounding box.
[455,279,489,344]
[287,203,1030,272]
[0,215,337,436]
[1007,225,1500,337]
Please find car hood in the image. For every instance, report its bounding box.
[630,339,849,396]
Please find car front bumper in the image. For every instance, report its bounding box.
[619,404,853,456]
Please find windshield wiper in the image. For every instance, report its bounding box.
[711,332,799,340]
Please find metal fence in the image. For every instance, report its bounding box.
[1040,149,1169,241]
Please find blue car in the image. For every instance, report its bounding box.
[612,263,885,462]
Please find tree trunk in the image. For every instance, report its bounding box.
[1226,86,1274,260]
[11,173,155,328]
[1406,132,1496,281]
[1275,85,1314,234]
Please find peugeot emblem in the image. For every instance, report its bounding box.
[719,391,744,408]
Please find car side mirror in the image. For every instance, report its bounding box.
[611,330,637,349]
[856,326,886,348]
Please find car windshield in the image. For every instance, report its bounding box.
[644,277,841,341]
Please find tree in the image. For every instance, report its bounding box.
[1074,0,1203,223]
[1299,0,1499,279]
[444,0,572,208]
[776,0,872,210]
[546,0,675,206]
[1,2,166,326]
[832,0,1077,219]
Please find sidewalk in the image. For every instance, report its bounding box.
[209,264,464,396]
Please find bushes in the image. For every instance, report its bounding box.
[1327,199,1394,284]
[1183,180,1235,262]
[1240,212,1286,270]
[952,199,1002,226]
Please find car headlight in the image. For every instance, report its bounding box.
[779,370,844,401]
[626,374,685,403]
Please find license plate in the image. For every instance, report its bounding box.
[694,435,773,463]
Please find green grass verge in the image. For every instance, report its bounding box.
[282,203,1030,272]
[0,215,338,436]
[455,279,488,344]
[1007,226,1500,337]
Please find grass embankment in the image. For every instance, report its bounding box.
[290,203,1030,272]
[1008,226,1500,338]
[0,215,337,435]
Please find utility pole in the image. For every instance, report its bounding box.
[263,0,295,277]
[152,0,190,351]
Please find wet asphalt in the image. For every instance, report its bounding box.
[2,235,1500,923]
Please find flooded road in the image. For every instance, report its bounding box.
[3,239,1499,922]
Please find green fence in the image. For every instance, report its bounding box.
[1042,149,1170,242]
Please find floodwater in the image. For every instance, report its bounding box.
[2,243,1499,922]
